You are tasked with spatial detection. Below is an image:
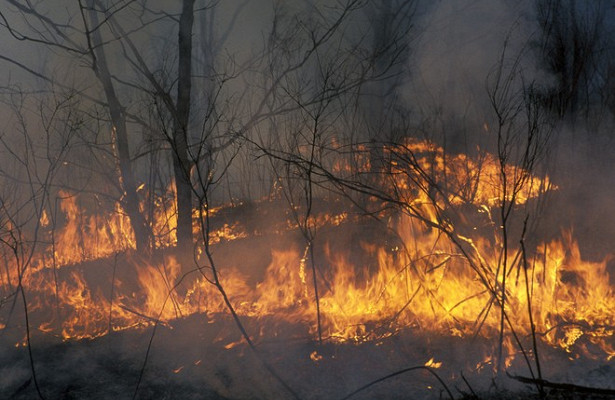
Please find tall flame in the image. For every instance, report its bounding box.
[1,139,613,371]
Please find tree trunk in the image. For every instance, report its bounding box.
[86,4,152,253]
[173,0,195,254]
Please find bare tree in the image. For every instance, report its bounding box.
[534,0,611,120]
[80,0,154,253]
[172,0,195,253]
[0,0,156,253]
[363,0,415,169]
[0,85,83,399]
[258,30,555,389]
[486,42,552,380]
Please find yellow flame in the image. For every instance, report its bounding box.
[424,358,442,369]
[39,209,49,227]
[3,139,614,370]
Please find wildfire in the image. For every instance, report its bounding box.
[1,139,613,371]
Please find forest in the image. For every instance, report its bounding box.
[1,1,615,399]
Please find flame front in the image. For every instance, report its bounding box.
[1,139,613,371]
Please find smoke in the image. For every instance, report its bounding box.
[3,1,615,399]
[409,0,535,106]
[397,0,615,265]
[405,0,537,147]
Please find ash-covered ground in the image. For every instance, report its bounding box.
[2,310,615,400]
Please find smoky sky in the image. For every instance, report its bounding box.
[0,0,569,127]
[1,0,614,191]
[406,0,536,124]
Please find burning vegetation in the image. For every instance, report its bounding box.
[2,137,615,399]
[1,1,615,399]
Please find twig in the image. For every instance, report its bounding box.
[118,305,162,325]
[520,216,544,397]
[339,366,454,400]
[108,252,118,334]
[460,371,478,399]
[508,373,615,396]
[19,283,46,400]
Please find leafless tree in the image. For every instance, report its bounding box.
[486,42,552,382]
[533,0,613,121]
[259,28,555,391]
[0,85,83,399]
[0,0,157,252]
[81,0,154,252]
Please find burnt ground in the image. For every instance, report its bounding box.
[1,309,615,400]
[2,176,615,399]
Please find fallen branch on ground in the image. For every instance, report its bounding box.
[508,373,615,396]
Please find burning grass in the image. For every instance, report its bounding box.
[1,140,615,399]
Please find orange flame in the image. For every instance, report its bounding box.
[2,139,613,372]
